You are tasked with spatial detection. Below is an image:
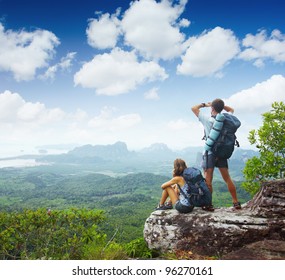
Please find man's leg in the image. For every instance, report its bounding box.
[202,153,215,193]
[218,167,239,204]
[204,168,214,193]
[203,168,215,211]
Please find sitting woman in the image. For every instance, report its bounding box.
[155,158,212,213]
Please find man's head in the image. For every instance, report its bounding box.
[211,98,224,113]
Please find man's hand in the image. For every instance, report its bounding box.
[191,102,211,117]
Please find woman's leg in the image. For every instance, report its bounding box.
[159,186,179,205]
[159,189,169,205]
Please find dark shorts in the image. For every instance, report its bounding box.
[202,153,228,170]
[175,201,194,213]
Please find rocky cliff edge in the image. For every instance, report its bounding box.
[143,179,285,259]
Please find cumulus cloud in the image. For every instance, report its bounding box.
[39,52,76,80]
[225,74,285,114]
[0,90,65,123]
[144,87,160,100]
[121,0,189,60]
[74,48,168,95]
[0,90,143,148]
[86,11,121,49]
[0,23,59,81]
[177,27,240,77]
[88,106,141,131]
[239,29,285,67]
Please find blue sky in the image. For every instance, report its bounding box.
[0,0,285,155]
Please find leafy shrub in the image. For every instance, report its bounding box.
[0,208,106,259]
[242,102,285,194]
[83,241,128,260]
[124,237,157,259]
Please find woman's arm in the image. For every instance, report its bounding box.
[161,176,183,189]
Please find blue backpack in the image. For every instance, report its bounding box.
[205,113,241,159]
[179,167,212,207]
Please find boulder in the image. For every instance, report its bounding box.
[143,179,285,257]
[222,240,285,260]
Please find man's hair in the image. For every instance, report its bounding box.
[212,98,224,113]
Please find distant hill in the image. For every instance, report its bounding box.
[33,142,257,175]
[68,141,136,160]
[35,141,206,166]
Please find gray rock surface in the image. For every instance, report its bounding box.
[222,240,285,260]
[143,179,285,258]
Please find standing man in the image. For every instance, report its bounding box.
[191,98,241,210]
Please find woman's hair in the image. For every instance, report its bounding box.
[173,158,187,176]
[211,98,224,113]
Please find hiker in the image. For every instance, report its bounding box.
[155,158,212,213]
[191,98,241,210]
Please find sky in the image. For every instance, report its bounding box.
[0,0,285,155]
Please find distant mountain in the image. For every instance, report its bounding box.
[140,143,172,153]
[138,143,176,161]
[231,148,259,162]
[68,141,136,160]
[29,141,259,178]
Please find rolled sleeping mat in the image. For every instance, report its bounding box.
[204,113,225,151]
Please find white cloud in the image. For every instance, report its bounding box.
[17,102,46,122]
[144,87,160,100]
[39,65,58,81]
[88,106,141,131]
[111,114,142,130]
[0,90,25,122]
[225,74,285,114]
[74,48,168,95]
[0,91,143,150]
[39,52,76,80]
[239,29,285,67]
[72,108,88,122]
[0,90,65,124]
[152,118,204,148]
[88,106,116,128]
[86,11,121,49]
[121,0,189,60]
[58,52,76,70]
[177,26,240,77]
[0,23,59,81]
[178,18,191,28]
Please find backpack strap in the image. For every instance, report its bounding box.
[177,184,192,204]
[235,140,240,147]
[202,130,206,141]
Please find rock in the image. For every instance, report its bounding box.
[222,240,285,260]
[143,179,285,257]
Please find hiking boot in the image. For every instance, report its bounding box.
[155,203,172,210]
[164,201,173,209]
[202,205,215,212]
[233,202,241,210]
